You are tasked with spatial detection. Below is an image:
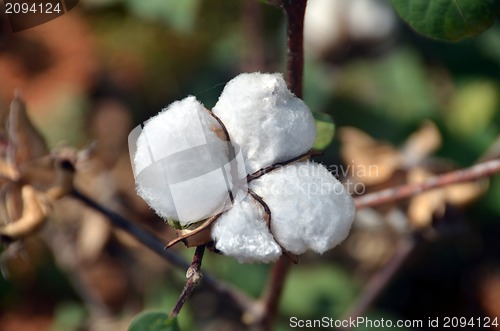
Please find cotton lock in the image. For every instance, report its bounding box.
[213,73,317,174]
[133,96,231,226]
[250,162,355,255]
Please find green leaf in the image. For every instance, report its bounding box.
[125,0,200,33]
[50,302,85,331]
[128,311,180,331]
[391,0,500,41]
[281,265,357,318]
[313,111,335,150]
[445,80,498,136]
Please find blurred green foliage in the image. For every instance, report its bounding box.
[129,312,179,331]
[392,0,500,41]
[280,264,357,318]
[312,111,335,150]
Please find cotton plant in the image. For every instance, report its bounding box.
[130,72,355,263]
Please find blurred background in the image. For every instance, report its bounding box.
[0,0,500,330]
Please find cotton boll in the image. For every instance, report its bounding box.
[304,0,347,57]
[250,162,355,255]
[212,195,282,263]
[213,73,316,174]
[133,96,232,225]
[347,0,396,42]
[304,0,396,60]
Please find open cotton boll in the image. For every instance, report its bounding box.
[304,0,347,57]
[213,73,316,174]
[347,0,395,41]
[250,162,355,255]
[211,195,282,263]
[133,96,231,226]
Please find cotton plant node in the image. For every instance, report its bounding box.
[131,72,356,263]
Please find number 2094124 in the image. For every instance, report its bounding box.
[5,2,62,14]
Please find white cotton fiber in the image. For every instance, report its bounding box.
[211,195,282,263]
[250,161,355,255]
[304,0,396,58]
[133,96,230,225]
[212,73,316,174]
[131,73,355,262]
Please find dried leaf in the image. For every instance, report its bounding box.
[7,95,48,168]
[478,268,500,319]
[445,179,488,206]
[77,210,112,263]
[401,121,442,167]
[0,185,49,240]
[339,127,401,185]
[407,168,446,228]
[0,160,20,182]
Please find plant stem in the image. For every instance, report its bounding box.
[70,189,189,270]
[342,159,500,324]
[354,158,500,209]
[340,237,417,331]
[248,2,308,330]
[241,0,266,72]
[249,254,292,331]
[69,189,254,312]
[283,0,307,98]
[170,245,205,318]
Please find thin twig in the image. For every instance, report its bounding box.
[340,237,417,331]
[69,189,254,312]
[354,158,500,209]
[342,159,500,326]
[170,245,205,318]
[164,212,222,249]
[249,2,309,330]
[70,189,189,270]
[252,255,293,331]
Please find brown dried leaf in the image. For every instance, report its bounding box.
[478,268,500,324]
[0,185,49,240]
[407,168,446,228]
[77,209,112,263]
[7,95,48,168]
[176,225,214,247]
[0,182,23,225]
[0,160,20,182]
[402,121,442,167]
[444,179,489,206]
[339,127,401,185]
